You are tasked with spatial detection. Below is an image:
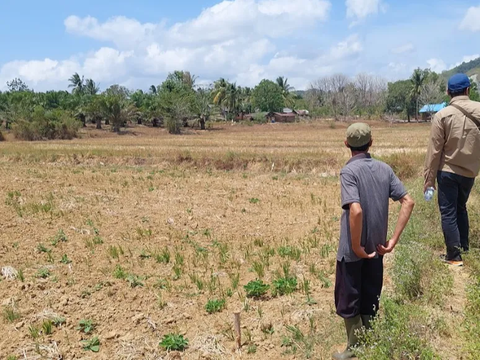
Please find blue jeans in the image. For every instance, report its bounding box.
[437,171,475,259]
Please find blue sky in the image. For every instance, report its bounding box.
[1,0,479,91]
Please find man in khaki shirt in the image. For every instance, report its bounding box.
[424,73,480,265]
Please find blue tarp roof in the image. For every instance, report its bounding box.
[419,102,447,113]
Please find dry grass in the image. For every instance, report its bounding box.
[0,121,433,359]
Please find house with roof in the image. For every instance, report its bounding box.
[419,102,447,121]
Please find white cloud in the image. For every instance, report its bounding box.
[391,43,415,54]
[0,48,135,91]
[2,0,369,91]
[453,54,480,67]
[65,15,160,49]
[66,0,330,46]
[427,58,447,73]
[460,6,480,32]
[330,34,363,59]
[236,34,363,88]
[388,62,407,73]
[346,0,384,21]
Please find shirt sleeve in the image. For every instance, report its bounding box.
[340,170,360,210]
[424,113,445,187]
[389,169,408,201]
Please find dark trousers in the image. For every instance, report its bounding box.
[437,171,475,259]
[335,257,384,319]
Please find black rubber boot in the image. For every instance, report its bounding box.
[332,315,363,359]
[361,315,373,330]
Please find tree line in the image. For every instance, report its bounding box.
[0,68,479,140]
[306,69,479,122]
[0,72,298,139]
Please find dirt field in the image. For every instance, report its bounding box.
[0,122,431,359]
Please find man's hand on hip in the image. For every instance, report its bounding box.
[353,246,376,259]
[377,239,397,256]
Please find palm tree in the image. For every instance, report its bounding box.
[213,78,229,120]
[239,87,253,116]
[410,69,427,121]
[84,95,105,129]
[213,81,239,121]
[276,76,296,109]
[182,71,198,90]
[149,85,157,95]
[102,95,137,133]
[68,73,85,95]
[84,79,99,95]
[195,88,212,130]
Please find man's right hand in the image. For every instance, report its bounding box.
[353,246,376,259]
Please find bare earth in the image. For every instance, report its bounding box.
[0,122,434,359]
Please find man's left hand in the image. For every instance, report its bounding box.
[377,240,396,255]
[424,182,436,194]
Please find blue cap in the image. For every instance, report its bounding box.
[448,73,471,93]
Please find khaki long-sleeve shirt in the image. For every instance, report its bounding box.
[424,96,480,186]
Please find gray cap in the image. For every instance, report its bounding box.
[346,123,372,147]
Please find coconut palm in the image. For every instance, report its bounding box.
[84,79,99,96]
[410,69,427,121]
[239,87,253,115]
[194,88,212,130]
[225,83,239,117]
[102,94,137,132]
[68,73,85,95]
[182,71,198,90]
[213,78,229,120]
[276,76,295,108]
[149,85,157,95]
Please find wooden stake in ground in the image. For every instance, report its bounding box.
[234,311,241,350]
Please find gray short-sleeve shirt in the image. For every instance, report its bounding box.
[337,153,407,263]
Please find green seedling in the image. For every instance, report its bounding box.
[244,280,269,298]
[60,254,72,264]
[42,320,53,335]
[126,274,144,288]
[82,336,100,352]
[159,333,189,351]
[3,306,21,323]
[51,229,68,246]
[77,319,95,334]
[36,268,50,279]
[113,265,127,279]
[272,276,298,297]
[29,325,40,339]
[205,299,226,314]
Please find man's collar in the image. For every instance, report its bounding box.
[450,95,469,105]
[347,153,371,165]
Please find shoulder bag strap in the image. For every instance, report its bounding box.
[450,103,480,130]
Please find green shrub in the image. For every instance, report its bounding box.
[159,333,189,351]
[244,279,269,298]
[82,336,100,352]
[165,118,181,135]
[272,276,298,297]
[356,298,439,360]
[12,107,81,140]
[253,112,267,124]
[205,299,226,314]
[392,242,452,305]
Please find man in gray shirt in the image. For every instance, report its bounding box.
[333,123,415,360]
